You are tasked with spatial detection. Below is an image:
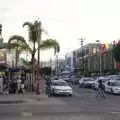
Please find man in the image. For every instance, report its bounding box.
[96,79,106,99]
[45,76,51,96]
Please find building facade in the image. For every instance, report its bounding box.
[70,43,117,76]
[65,51,76,72]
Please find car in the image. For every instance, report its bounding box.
[105,80,120,94]
[108,75,120,81]
[50,80,73,96]
[79,77,94,88]
[93,76,110,90]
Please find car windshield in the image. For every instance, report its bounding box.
[112,77,120,81]
[110,82,120,86]
[83,78,94,81]
[52,81,68,86]
[99,78,110,83]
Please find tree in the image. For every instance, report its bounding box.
[8,35,60,68]
[112,41,120,63]
[23,21,37,66]
[112,41,120,70]
[23,21,60,66]
[8,35,27,67]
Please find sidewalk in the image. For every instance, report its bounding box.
[0,93,48,104]
[0,93,65,106]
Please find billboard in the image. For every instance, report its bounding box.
[0,49,6,64]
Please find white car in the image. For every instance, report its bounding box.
[50,80,73,96]
[105,81,120,94]
[108,75,120,82]
[79,77,94,88]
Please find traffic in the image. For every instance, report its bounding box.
[46,73,120,96]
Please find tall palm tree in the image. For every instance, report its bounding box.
[23,21,60,67]
[8,35,27,67]
[23,21,38,66]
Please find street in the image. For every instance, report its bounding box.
[0,85,120,120]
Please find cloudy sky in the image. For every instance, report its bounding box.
[1,0,120,61]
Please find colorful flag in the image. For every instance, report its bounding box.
[101,42,111,54]
[105,43,109,50]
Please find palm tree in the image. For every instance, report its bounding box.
[23,21,39,66]
[23,21,60,67]
[8,35,60,68]
[8,35,27,67]
[112,41,120,70]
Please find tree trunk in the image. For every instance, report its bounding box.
[31,39,36,92]
[16,41,19,68]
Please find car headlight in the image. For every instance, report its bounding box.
[54,88,61,91]
[114,88,120,90]
[67,89,73,91]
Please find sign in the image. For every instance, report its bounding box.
[0,50,6,64]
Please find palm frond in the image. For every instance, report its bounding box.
[8,35,26,44]
[39,39,60,54]
[23,22,33,28]
[23,21,37,42]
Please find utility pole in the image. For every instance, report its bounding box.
[78,37,85,76]
[96,40,102,76]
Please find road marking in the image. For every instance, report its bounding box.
[21,112,32,116]
[109,111,120,114]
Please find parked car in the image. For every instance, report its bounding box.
[79,77,95,88]
[108,75,120,81]
[49,80,73,96]
[93,76,110,90]
[105,80,120,94]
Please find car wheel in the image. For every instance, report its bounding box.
[68,94,72,97]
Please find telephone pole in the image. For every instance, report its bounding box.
[96,40,102,76]
[78,37,86,75]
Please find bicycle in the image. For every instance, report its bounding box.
[96,87,106,99]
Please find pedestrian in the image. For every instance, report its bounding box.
[96,79,106,99]
[19,83,24,94]
[45,76,51,96]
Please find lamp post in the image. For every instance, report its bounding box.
[96,40,102,76]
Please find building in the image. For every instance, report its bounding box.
[65,51,76,72]
[67,43,117,76]
[41,59,65,74]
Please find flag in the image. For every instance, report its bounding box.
[101,42,110,54]
[116,63,120,70]
[105,43,109,50]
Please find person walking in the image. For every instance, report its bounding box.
[96,79,106,99]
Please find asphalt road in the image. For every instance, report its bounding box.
[0,85,120,120]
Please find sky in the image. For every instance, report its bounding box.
[1,0,120,61]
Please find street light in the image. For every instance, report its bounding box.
[96,40,102,76]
